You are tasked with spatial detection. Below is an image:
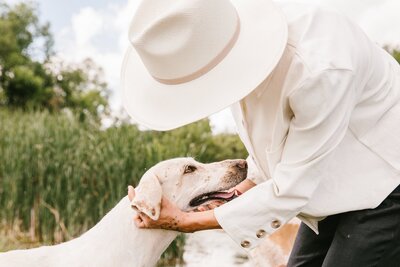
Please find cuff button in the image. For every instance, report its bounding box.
[271,219,281,229]
[256,229,266,238]
[240,240,251,248]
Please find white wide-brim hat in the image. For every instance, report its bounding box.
[121,0,288,131]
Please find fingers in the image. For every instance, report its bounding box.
[227,187,242,197]
[191,205,209,212]
[189,200,225,212]
[134,213,148,228]
[133,214,143,227]
[207,200,224,209]
[129,187,153,229]
[235,179,256,193]
[227,186,236,193]
[128,185,135,201]
[197,206,208,212]
[235,189,243,196]
[188,206,206,212]
[133,212,153,229]
[207,203,219,209]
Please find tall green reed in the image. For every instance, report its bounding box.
[0,109,247,262]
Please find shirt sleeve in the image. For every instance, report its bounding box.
[214,69,356,251]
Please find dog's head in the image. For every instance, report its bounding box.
[131,158,247,220]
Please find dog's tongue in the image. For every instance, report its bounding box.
[210,190,236,199]
[189,189,243,207]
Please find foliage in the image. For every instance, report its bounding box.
[0,109,247,262]
[0,3,108,120]
[50,58,109,120]
[0,2,53,65]
[385,47,400,65]
[391,49,400,64]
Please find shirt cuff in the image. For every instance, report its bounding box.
[214,180,296,252]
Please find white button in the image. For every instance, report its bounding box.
[256,229,266,238]
[240,240,251,248]
[271,219,281,229]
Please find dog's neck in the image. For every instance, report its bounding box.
[0,197,178,267]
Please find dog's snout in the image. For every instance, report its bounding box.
[234,160,247,170]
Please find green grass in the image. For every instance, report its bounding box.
[0,108,247,263]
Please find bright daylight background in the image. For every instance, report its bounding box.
[5,0,400,133]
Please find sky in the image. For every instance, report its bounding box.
[5,0,400,132]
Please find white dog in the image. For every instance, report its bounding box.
[0,158,247,267]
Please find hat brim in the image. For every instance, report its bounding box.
[121,0,288,131]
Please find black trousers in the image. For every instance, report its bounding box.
[288,184,400,267]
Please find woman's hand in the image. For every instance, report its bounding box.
[126,180,256,232]
[128,186,186,231]
[128,186,220,233]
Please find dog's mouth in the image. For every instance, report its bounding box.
[189,190,241,207]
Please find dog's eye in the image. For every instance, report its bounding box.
[184,165,197,174]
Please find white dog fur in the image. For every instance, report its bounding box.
[0,158,247,267]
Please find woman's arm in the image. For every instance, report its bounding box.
[233,179,256,194]
[128,185,218,232]
[127,179,256,232]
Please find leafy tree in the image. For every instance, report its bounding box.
[56,59,108,120]
[0,2,52,67]
[0,2,108,121]
[0,2,52,108]
[4,65,43,106]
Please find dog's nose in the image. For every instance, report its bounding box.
[235,160,248,170]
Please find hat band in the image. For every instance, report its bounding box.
[153,16,241,85]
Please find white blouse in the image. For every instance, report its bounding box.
[214,2,400,252]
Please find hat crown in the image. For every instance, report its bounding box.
[129,0,239,82]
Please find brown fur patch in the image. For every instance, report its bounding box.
[268,223,300,256]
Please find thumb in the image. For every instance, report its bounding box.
[128,185,136,201]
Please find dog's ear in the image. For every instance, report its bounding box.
[131,171,162,220]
